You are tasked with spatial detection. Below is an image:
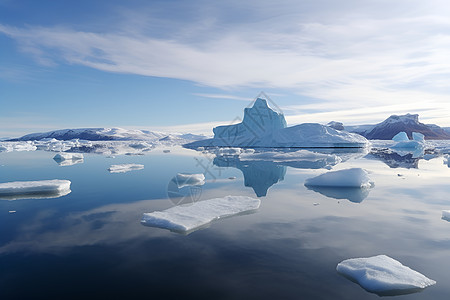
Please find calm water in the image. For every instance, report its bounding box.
[1,145,450,299]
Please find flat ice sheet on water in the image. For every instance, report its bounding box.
[305,168,374,188]
[108,164,144,173]
[337,255,436,296]
[0,180,71,200]
[141,195,260,233]
[239,150,342,169]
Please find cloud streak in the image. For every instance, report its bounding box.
[1,1,450,125]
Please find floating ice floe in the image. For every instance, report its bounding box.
[337,255,436,296]
[0,142,37,152]
[185,97,369,148]
[141,195,260,233]
[171,173,205,189]
[53,153,84,166]
[305,168,374,188]
[0,180,71,200]
[53,152,84,161]
[108,164,144,173]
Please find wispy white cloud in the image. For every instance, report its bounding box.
[192,93,250,102]
[1,1,450,125]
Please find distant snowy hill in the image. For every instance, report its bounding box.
[341,114,450,140]
[9,128,207,142]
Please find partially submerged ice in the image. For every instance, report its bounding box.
[171,173,205,189]
[391,131,426,149]
[108,164,144,173]
[305,168,374,188]
[0,180,71,200]
[141,195,260,233]
[337,255,436,296]
[185,97,368,148]
[53,152,84,161]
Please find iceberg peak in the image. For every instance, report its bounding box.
[213,97,287,141]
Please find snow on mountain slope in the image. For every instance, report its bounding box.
[365,114,450,140]
[9,128,207,142]
[342,114,450,140]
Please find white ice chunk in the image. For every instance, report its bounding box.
[392,132,409,142]
[412,132,425,142]
[305,168,373,188]
[53,153,84,161]
[172,173,205,188]
[0,180,71,200]
[141,195,260,233]
[108,164,144,173]
[215,147,242,156]
[337,255,436,296]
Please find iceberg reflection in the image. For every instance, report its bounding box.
[306,186,370,203]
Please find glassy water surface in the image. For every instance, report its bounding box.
[1,145,450,299]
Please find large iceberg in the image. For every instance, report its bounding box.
[141,195,260,233]
[305,168,374,188]
[0,180,71,200]
[337,255,436,296]
[185,97,368,148]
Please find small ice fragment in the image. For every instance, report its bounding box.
[337,255,436,296]
[392,132,409,142]
[108,164,144,173]
[53,153,84,161]
[9,210,16,213]
[141,195,260,233]
[305,168,374,188]
[172,173,205,188]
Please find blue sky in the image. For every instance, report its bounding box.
[1,0,450,138]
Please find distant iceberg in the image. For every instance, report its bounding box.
[141,195,260,233]
[0,180,71,200]
[305,168,374,188]
[53,153,84,166]
[108,164,144,173]
[337,255,436,296]
[53,152,84,161]
[185,96,369,148]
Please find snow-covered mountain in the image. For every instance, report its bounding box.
[342,114,450,140]
[9,128,207,142]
